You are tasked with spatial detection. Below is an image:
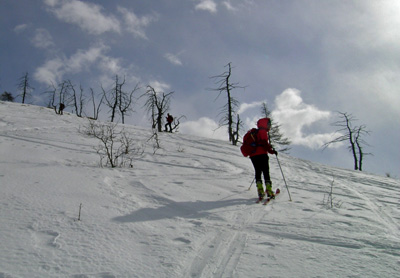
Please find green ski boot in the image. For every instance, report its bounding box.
[265,180,275,199]
[256,181,265,200]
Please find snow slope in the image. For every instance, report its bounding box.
[0,101,399,278]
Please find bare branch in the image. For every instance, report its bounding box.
[209,63,244,145]
[141,85,174,132]
[322,111,371,171]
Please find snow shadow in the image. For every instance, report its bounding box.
[112,198,252,223]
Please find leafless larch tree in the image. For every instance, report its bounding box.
[323,112,371,171]
[209,62,244,146]
[142,85,173,132]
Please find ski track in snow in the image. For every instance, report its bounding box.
[1,102,399,278]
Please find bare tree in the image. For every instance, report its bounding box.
[142,85,173,132]
[261,102,291,153]
[45,84,56,110]
[17,72,34,104]
[66,80,86,117]
[323,112,371,171]
[232,114,242,145]
[209,63,244,145]
[103,75,138,123]
[102,76,120,123]
[118,82,139,124]
[354,125,371,171]
[89,88,104,120]
[45,80,70,115]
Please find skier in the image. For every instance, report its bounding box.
[248,118,277,201]
[165,113,173,132]
[59,103,65,115]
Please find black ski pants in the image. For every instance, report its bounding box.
[250,154,271,183]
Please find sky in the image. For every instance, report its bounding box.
[1,0,399,177]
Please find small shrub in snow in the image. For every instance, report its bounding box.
[80,120,143,168]
[322,178,343,209]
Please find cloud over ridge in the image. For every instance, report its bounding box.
[272,88,335,149]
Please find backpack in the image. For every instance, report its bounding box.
[240,128,259,157]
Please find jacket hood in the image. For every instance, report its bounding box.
[257,118,271,130]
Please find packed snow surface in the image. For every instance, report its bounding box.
[0,101,399,278]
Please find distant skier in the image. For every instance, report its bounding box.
[165,113,173,132]
[59,103,65,115]
[241,118,277,201]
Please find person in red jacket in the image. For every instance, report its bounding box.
[249,118,278,200]
[165,113,173,132]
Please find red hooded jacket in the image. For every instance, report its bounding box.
[249,118,275,157]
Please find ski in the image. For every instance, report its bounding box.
[263,188,280,205]
[255,197,265,203]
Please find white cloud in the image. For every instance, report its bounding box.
[31,28,54,49]
[67,45,107,72]
[44,0,120,35]
[14,24,28,33]
[34,44,114,85]
[43,1,157,38]
[117,6,157,39]
[195,0,217,13]
[180,117,227,140]
[272,88,336,149]
[98,56,140,90]
[237,100,265,115]
[34,58,65,86]
[222,1,237,12]
[148,81,171,93]
[33,42,141,90]
[164,53,183,66]
[244,115,261,131]
[98,56,123,76]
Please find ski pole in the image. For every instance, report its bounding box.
[247,177,255,191]
[275,154,292,201]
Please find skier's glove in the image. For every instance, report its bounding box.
[272,150,278,156]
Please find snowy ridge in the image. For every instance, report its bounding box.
[0,101,399,278]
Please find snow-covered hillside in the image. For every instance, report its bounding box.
[1,101,399,278]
